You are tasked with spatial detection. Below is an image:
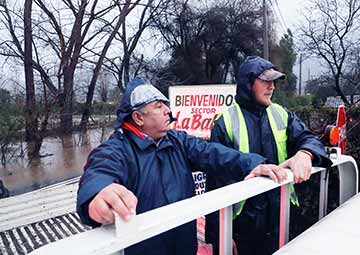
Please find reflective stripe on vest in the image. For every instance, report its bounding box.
[222,103,299,220]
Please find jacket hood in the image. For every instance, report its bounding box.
[235,56,283,111]
[114,78,170,129]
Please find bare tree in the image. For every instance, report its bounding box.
[342,46,360,96]
[23,0,44,157]
[34,0,115,134]
[299,0,360,105]
[23,0,37,143]
[0,2,58,95]
[116,0,165,88]
[98,71,110,103]
[79,0,142,131]
[0,87,24,165]
[79,0,168,130]
[0,0,120,134]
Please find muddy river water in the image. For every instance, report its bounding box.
[0,128,113,196]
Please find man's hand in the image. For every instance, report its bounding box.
[88,183,138,225]
[245,164,287,183]
[233,239,238,255]
[279,150,312,183]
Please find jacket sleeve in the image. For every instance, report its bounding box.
[76,141,129,227]
[176,130,266,182]
[286,111,332,167]
[207,116,241,189]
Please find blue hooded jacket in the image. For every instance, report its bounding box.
[205,56,332,254]
[77,78,268,255]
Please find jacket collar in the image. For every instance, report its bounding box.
[122,122,146,140]
[121,122,174,151]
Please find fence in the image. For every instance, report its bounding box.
[28,150,358,255]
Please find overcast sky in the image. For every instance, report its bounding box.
[275,0,325,94]
[276,0,307,30]
[0,0,324,93]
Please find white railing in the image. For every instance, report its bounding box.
[29,152,358,255]
[275,192,360,254]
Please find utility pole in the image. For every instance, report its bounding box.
[298,53,303,96]
[263,0,269,60]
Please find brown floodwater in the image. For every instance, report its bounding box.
[0,128,113,196]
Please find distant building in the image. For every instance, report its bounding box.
[325,95,360,107]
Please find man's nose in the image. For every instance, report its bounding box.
[163,103,171,114]
[268,81,275,90]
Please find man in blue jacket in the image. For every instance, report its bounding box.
[76,78,288,255]
[205,56,332,255]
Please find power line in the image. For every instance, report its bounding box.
[273,0,289,31]
[268,0,288,35]
[268,0,287,34]
[263,0,269,59]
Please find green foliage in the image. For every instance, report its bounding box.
[0,88,11,104]
[273,90,314,109]
[0,104,24,143]
[0,100,24,164]
[107,87,122,103]
[276,29,297,95]
[289,105,360,166]
[92,101,117,115]
[74,101,117,115]
[279,30,296,72]
[305,76,337,106]
[151,0,263,85]
[306,74,360,107]
[277,104,360,239]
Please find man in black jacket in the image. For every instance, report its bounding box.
[205,56,332,255]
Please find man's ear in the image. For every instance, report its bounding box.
[131,111,144,126]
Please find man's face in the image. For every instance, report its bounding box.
[252,78,275,106]
[138,100,171,140]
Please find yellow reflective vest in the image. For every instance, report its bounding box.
[221,103,299,219]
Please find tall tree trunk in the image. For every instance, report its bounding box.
[80,2,134,131]
[335,74,350,106]
[24,0,42,158]
[123,57,130,85]
[60,69,74,134]
[59,0,88,134]
[24,0,36,141]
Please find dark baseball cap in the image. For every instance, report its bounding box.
[258,68,285,81]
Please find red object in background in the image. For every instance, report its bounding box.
[279,185,287,249]
[197,244,212,255]
[323,125,340,146]
[197,217,212,255]
[336,105,347,154]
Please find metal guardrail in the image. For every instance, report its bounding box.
[28,151,358,255]
[318,150,358,220]
[274,192,360,255]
